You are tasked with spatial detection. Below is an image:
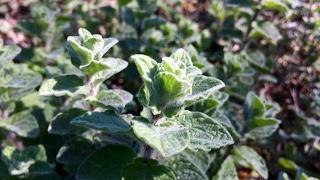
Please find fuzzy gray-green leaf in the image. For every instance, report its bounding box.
[71,110,131,133]
[48,108,86,135]
[1,145,47,175]
[177,111,233,150]
[132,119,189,157]
[185,75,225,104]
[0,111,39,138]
[232,146,268,179]
[76,145,136,180]
[212,156,238,180]
[39,74,84,96]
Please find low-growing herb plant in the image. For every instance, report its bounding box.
[0,28,286,180]
[0,39,42,139]
[38,28,236,179]
[129,49,235,179]
[2,0,320,179]
[208,91,282,180]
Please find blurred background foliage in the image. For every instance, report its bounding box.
[0,0,320,179]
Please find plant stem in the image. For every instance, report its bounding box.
[143,113,164,159]
[143,144,152,159]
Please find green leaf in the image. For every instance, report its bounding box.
[71,110,131,133]
[92,89,133,112]
[16,19,47,37]
[244,92,266,121]
[191,92,229,116]
[20,92,44,107]
[131,54,157,84]
[265,101,281,118]
[185,45,211,71]
[99,58,129,75]
[123,158,176,180]
[181,148,210,173]
[118,0,133,6]
[48,108,86,135]
[66,28,119,68]
[0,65,42,101]
[83,35,104,53]
[0,44,21,64]
[177,111,233,150]
[154,72,190,105]
[78,28,92,40]
[1,73,42,90]
[89,58,128,88]
[213,111,241,141]
[212,156,238,180]
[0,111,39,138]
[165,149,209,180]
[100,38,118,56]
[39,74,84,96]
[186,66,202,79]
[95,133,138,150]
[80,60,110,76]
[1,145,47,175]
[66,36,94,67]
[132,119,189,157]
[185,75,225,103]
[143,17,166,31]
[27,161,57,178]
[28,161,52,175]
[80,56,124,78]
[43,103,59,123]
[278,157,298,171]
[162,76,225,117]
[137,85,152,108]
[232,146,268,179]
[251,21,282,44]
[132,51,225,117]
[262,0,289,13]
[245,117,281,139]
[76,145,136,180]
[56,137,94,165]
[243,51,271,74]
[170,48,193,67]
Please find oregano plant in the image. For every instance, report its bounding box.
[131,50,234,157]
[0,26,285,180]
[0,39,42,139]
[37,28,235,179]
[2,1,320,179]
[208,91,282,180]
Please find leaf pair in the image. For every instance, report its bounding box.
[213,146,269,179]
[243,92,281,139]
[66,28,118,69]
[132,49,224,117]
[132,111,234,157]
[39,28,129,106]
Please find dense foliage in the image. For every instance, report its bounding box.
[0,0,319,179]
